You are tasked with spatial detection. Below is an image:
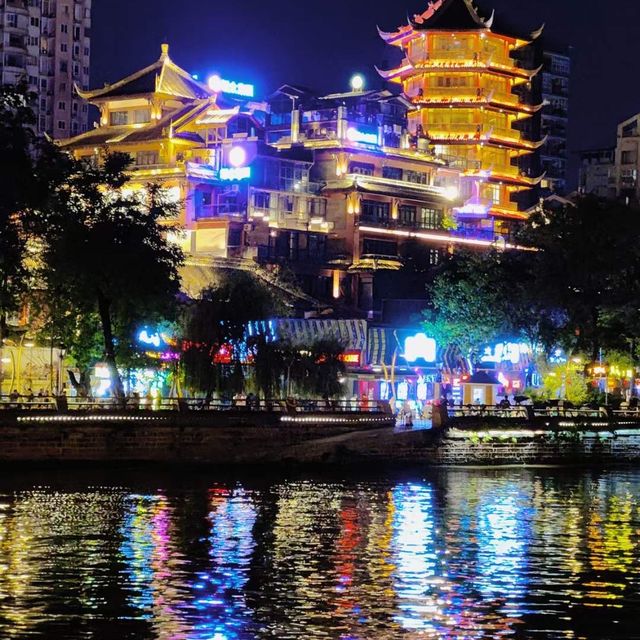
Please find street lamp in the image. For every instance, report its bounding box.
[350,74,365,92]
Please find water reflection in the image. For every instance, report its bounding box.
[0,470,638,639]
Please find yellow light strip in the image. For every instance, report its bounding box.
[358,225,537,251]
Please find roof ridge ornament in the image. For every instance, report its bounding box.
[160,43,170,60]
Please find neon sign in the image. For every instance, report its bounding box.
[480,342,530,365]
[208,74,255,98]
[340,351,361,365]
[138,329,162,348]
[219,166,251,181]
[404,333,437,363]
[346,126,378,145]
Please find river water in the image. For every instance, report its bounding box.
[0,467,639,639]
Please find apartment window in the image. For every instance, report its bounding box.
[73,45,80,56]
[382,166,403,180]
[84,47,90,56]
[57,120,66,130]
[71,121,78,133]
[60,61,68,72]
[361,200,390,223]
[40,98,46,109]
[72,102,78,113]
[57,101,66,110]
[39,116,46,131]
[135,151,158,166]
[7,14,18,28]
[83,66,89,76]
[60,43,68,52]
[29,16,39,27]
[421,207,442,229]
[73,26,80,40]
[60,24,68,33]
[349,162,374,176]
[40,78,47,89]
[28,36,38,46]
[109,110,128,125]
[28,75,38,86]
[621,150,637,165]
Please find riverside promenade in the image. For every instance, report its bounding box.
[2,398,640,465]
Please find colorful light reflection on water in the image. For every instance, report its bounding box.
[0,469,639,639]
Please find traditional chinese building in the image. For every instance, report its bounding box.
[377,0,546,236]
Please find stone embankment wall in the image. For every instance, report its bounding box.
[432,428,640,465]
[0,411,394,464]
[2,410,640,465]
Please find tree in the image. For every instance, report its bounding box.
[35,153,184,399]
[0,86,42,342]
[180,270,288,398]
[519,196,640,359]
[424,251,511,356]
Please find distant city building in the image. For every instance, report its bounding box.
[579,147,615,198]
[539,48,571,195]
[615,113,640,203]
[377,0,545,236]
[0,0,91,138]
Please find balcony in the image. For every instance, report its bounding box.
[340,173,448,200]
[250,206,332,233]
[197,204,246,220]
[414,51,530,78]
[256,245,329,265]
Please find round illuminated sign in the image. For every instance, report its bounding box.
[350,74,365,92]
[207,74,223,93]
[228,146,247,168]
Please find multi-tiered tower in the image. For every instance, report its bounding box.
[378,0,545,235]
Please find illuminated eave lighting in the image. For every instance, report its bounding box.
[357,225,537,251]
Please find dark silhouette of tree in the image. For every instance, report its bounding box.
[180,270,287,399]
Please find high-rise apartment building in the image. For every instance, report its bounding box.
[539,49,570,194]
[615,113,640,204]
[0,0,91,138]
[579,147,615,199]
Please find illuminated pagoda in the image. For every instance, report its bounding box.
[378,0,546,233]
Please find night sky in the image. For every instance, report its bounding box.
[93,0,640,188]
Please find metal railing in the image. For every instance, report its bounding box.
[0,396,389,415]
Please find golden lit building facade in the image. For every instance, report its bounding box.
[378,0,545,234]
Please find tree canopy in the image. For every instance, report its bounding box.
[33,153,184,398]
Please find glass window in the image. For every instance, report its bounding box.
[420,207,442,229]
[361,200,390,223]
[109,111,129,125]
[362,238,397,256]
[133,109,150,124]
[399,205,417,225]
[349,162,375,176]
[382,166,403,180]
[135,151,158,166]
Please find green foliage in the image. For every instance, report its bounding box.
[252,336,346,399]
[0,85,48,339]
[34,153,184,397]
[180,270,287,397]
[424,251,510,355]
